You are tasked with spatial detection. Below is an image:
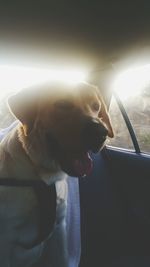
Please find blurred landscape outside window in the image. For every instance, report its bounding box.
[0,93,15,129]
[109,84,150,154]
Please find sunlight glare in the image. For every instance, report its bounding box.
[113,64,150,100]
[0,65,86,100]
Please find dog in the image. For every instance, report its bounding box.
[0,81,114,267]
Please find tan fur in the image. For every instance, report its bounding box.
[5,82,113,176]
[0,81,113,267]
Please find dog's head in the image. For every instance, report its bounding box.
[8,82,114,177]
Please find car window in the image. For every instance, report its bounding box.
[108,85,150,154]
[0,94,15,129]
[108,96,134,150]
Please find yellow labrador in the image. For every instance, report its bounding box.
[0,81,113,267]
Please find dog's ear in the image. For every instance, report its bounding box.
[7,87,39,136]
[96,90,114,138]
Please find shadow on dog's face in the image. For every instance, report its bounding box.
[8,82,114,177]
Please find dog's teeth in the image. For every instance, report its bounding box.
[72,152,93,177]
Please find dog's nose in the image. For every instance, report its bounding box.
[83,119,108,152]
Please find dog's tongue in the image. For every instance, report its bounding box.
[73,152,93,177]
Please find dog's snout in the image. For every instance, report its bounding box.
[83,119,108,152]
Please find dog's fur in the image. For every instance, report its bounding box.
[0,81,113,267]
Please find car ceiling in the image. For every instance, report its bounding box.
[0,1,150,90]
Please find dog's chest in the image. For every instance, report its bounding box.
[0,178,68,267]
[0,186,41,244]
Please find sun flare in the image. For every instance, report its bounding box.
[113,64,150,100]
[0,65,86,100]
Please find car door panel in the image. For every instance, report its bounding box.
[79,146,150,266]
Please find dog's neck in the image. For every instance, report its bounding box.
[0,126,67,184]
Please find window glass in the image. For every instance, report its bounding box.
[125,85,150,153]
[108,85,150,154]
[108,96,134,150]
[0,94,15,129]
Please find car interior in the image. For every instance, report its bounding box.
[79,97,150,266]
[0,1,150,266]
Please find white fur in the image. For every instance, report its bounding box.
[0,127,69,267]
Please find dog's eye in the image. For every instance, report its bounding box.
[55,100,74,110]
[91,102,100,112]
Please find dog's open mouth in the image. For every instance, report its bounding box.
[46,132,106,177]
[59,151,93,178]
[70,152,93,177]
[60,139,106,177]
[46,133,93,177]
